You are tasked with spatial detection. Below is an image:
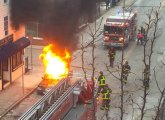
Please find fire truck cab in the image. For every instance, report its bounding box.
[103,11,137,47]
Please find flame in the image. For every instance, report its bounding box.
[40,44,70,80]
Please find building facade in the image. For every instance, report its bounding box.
[0,0,30,90]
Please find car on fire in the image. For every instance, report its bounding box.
[37,76,58,95]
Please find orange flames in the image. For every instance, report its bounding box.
[40,44,70,80]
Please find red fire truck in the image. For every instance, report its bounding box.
[20,76,97,120]
[103,11,137,47]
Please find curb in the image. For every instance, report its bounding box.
[0,87,37,119]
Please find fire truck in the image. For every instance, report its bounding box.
[103,11,137,47]
[19,75,97,120]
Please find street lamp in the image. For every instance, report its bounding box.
[21,54,25,94]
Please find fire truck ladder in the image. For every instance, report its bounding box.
[18,78,79,120]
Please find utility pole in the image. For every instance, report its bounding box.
[22,54,25,95]
[123,0,125,9]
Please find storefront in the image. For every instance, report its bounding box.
[0,35,30,90]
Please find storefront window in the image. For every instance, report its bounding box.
[0,63,1,79]
[12,54,17,70]
[3,59,8,71]
[12,51,23,71]
[4,16,8,36]
[17,52,22,66]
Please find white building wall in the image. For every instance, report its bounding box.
[0,0,25,41]
[0,0,26,87]
[0,0,9,39]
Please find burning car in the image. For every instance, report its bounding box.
[37,44,71,95]
[37,75,59,95]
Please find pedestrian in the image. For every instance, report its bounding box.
[141,26,146,42]
[137,31,144,45]
[100,84,112,110]
[111,0,116,7]
[141,26,145,35]
[143,65,150,89]
[122,61,131,84]
[97,71,106,96]
[105,0,110,10]
[108,47,116,68]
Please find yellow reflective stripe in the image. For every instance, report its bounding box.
[103,92,111,99]
[103,98,111,100]
[100,76,106,85]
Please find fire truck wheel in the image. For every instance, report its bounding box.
[103,45,109,50]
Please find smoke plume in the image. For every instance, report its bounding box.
[10,0,97,52]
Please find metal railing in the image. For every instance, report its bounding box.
[18,78,71,120]
[39,80,80,120]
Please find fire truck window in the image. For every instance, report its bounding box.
[111,26,123,34]
[104,26,124,34]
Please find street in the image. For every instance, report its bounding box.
[71,0,165,119]
[8,0,165,119]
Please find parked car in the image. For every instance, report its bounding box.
[37,77,56,95]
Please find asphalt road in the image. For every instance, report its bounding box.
[71,0,165,119]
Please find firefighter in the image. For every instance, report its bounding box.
[108,47,116,68]
[122,61,131,84]
[143,65,150,89]
[100,84,112,110]
[97,71,106,96]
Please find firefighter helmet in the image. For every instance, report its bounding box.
[125,61,128,64]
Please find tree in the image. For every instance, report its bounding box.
[79,17,103,119]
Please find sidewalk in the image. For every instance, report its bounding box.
[0,46,44,118]
[0,0,136,119]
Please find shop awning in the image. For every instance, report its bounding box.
[0,37,30,61]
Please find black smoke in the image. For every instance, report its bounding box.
[10,0,97,52]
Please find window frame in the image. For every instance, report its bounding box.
[12,51,23,71]
[3,59,8,71]
[4,16,8,36]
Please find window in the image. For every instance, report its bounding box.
[104,26,124,34]
[12,51,23,70]
[0,63,1,79]
[12,54,17,70]
[3,59,8,71]
[4,16,8,36]
[4,0,7,3]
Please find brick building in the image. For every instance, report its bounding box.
[0,0,30,90]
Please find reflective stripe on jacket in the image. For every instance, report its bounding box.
[98,75,106,86]
[103,89,111,100]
